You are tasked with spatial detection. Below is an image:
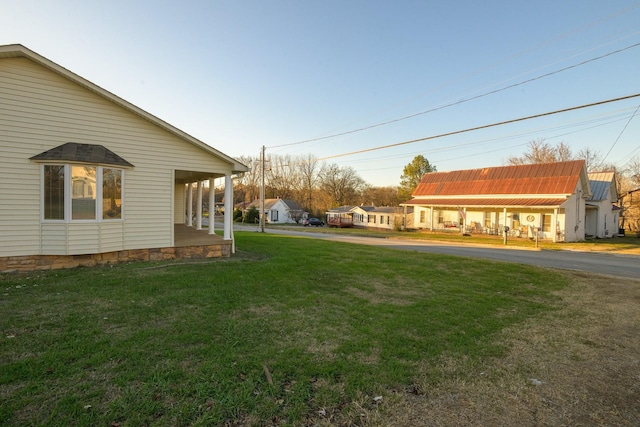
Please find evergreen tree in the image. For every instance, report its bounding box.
[398,155,436,201]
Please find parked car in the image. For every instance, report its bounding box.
[304,218,324,227]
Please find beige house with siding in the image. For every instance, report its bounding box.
[0,44,247,272]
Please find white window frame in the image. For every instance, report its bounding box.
[41,164,125,223]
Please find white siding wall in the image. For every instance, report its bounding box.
[0,57,232,256]
[561,190,584,242]
[174,183,186,225]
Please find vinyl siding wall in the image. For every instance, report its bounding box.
[0,57,231,257]
[174,182,186,226]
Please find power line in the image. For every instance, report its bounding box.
[316,93,640,161]
[601,104,640,163]
[268,41,640,149]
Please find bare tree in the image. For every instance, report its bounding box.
[361,186,401,206]
[576,147,604,172]
[319,163,365,207]
[266,154,298,199]
[235,155,261,203]
[297,154,321,210]
[507,139,567,165]
[556,142,573,162]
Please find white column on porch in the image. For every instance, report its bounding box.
[429,207,434,231]
[187,182,193,227]
[224,174,233,241]
[553,208,559,243]
[196,181,203,230]
[208,178,215,235]
[503,207,507,230]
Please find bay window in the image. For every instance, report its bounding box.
[43,164,124,221]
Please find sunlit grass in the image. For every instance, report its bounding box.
[272,222,640,252]
[1,232,569,425]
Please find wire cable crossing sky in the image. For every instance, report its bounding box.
[2,1,639,185]
[269,41,640,150]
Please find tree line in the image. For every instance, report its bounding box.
[231,154,411,217]
[215,139,639,230]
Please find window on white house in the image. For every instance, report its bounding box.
[71,165,96,220]
[542,214,552,232]
[44,165,65,220]
[103,168,122,219]
[43,164,123,221]
[419,210,426,223]
[484,212,492,229]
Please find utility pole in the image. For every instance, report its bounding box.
[260,145,265,233]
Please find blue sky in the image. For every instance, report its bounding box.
[2,0,640,186]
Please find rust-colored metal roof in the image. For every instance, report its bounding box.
[402,198,569,208]
[413,160,585,197]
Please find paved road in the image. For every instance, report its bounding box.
[232,224,640,280]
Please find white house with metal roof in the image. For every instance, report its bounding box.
[0,44,247,271]
[585,172,619,238]
[402,160,592,242]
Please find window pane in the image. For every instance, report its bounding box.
[44,165,65,220]
[71,166,96,220]
[102,169,122,219]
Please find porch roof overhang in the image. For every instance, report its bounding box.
[175,170,229,184]
[401,197,569,209]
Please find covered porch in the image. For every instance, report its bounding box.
[175,169,236,252]
[403,198,569,242]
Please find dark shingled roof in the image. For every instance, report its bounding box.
[30,142,134,167]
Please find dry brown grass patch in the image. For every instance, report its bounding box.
[380,272,640,426]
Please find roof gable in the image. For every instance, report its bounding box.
[0,44,247,174]
[280,199,304,211]
[413,160,587,197]
[588,172,617,202]
[242,198,304,211]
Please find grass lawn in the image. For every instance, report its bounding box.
[1,232,571,426]
[273,223,640,253]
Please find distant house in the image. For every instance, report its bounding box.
[327,205,414,230]
[0,44,248,272]
[326,206,356,227]
[585,172,619,238]
[239,198,306,224]
[401,160,591,242]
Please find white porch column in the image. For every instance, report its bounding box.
[224,174,233,241]
[208,178,215,235]
[553,208,559,243]
[196,181,203,230]
[503,207,507,230]
[461,207,467,235]
[187,182,193,227]
[429,207,434,231]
